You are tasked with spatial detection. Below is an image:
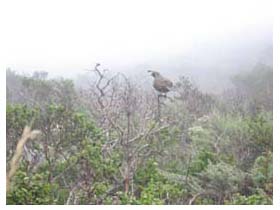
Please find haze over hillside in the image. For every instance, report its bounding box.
[126,26,272,93]
[73,24,272,94]
[5,0,272,93]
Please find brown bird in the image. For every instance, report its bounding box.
[148,70,173,94]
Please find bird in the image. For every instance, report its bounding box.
[148,70,173,96]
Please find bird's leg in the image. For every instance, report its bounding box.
[157,94,165,106]
[157,94,161,122]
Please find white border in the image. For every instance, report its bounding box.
[272,0,279,208]
[1,0,278,209]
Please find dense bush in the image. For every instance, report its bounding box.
[6,65,272,205]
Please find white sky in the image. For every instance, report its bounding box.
[2,0,272,76]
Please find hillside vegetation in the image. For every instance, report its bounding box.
[6,63,272,205]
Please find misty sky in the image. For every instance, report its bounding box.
[4,0,272,78]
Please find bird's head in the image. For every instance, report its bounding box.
[148,70,160,78]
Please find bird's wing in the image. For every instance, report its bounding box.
[154,78,173,92]
[161,78,173,88]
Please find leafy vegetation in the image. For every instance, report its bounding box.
[6,64,272,204]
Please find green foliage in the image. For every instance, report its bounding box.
[188,111,272,170]
[138,178,165,205]
[6,68,273,205]
[246,112,273,153]
[7,170,58,204]
[6,104,40,161]
[7,70,76,110]
[188,149,217,175]
[226,191,272,205]
[200,161,245,194]
[6,102,119,204]
[134,160,185,205]
[252,151,273,195]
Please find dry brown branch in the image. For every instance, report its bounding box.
[189,192,203,205]
[66,184,80,205]
[6,126,41,193]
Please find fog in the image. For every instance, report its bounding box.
[4,0,272,93]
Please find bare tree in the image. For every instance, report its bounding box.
[79,64,170,195]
